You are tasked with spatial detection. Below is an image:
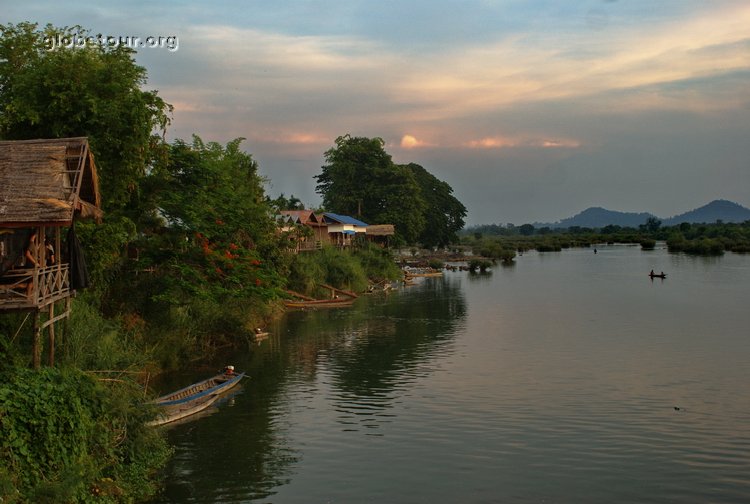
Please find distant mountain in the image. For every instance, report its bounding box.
[546,207,656,229]
[537,200,750,229]
[661,200,750,226]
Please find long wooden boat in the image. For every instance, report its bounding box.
[405,271,443,278]
[403,267,443,278]
[148,371,245,426]
[649,272,667,279]
[283,298,355,309]
[283,285,357,309]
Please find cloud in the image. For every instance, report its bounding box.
[464,137,519,149]
[463,136,581,149]
[400,134,434,148]
[391,3,750,119]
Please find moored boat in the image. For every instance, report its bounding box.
[283,298,355,309]
[148,370,245,426]
[283,285,358,309]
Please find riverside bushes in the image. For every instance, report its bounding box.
[287,243,401,297]
[0,366,170,503]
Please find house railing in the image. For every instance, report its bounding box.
[285,240,323,254]
[0,264,70,310]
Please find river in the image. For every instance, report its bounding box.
[153,244,750,503]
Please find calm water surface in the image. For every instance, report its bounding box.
[154,245,750,503]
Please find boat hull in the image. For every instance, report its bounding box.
[148,372,245,426]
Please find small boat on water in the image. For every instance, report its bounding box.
[284,298,355,309]
[403,267,443,278]
[148,369,245,426]
[283,285,358,309]
[649,272,667,279]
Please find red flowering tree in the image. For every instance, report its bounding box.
[134,136,285,305]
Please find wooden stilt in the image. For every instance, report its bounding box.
[32,310,41,369]
[48,302,55,367]
[62,296,71,358]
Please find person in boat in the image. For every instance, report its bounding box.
[650,269,655,276]
[224,365,235,376]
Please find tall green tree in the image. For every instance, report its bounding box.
[315,135,426,244]
[402,163,467,248]
[0,22,171,214]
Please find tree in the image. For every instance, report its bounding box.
[137,136,283,303]
[640,217,662,234]
[402,163,467,248]
[518,223,535,236]
[0,22,172,214]
[267,193,305,211]
[315,135,426,244]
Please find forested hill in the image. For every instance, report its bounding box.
[548,207,656,229]
[536,199,750,229]
[661,200,750,226]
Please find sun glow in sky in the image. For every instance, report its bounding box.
[5,0,750,224]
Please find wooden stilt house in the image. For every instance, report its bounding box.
[0,137,102,368]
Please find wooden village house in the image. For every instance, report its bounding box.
[278,210,394,251]
[320,213,368,247]
[0,137,102,368]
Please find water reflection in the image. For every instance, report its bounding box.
[154,276,466,502]
[154,249,750,503]
[324,277,466,432]
[156,364,299,502]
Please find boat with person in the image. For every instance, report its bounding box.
[649,270,667,279]
[148,367,245,426]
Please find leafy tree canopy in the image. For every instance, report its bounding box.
[402,163,467,248]
[0,22,172,214]
[267,193,305,211]
[315,135,426,244]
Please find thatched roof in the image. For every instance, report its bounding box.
[0,137,102,226]
[366,224,395,236]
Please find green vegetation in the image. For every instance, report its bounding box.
[287,243,401,298]
[463,220,750,257]
[640,238,657,250]
[315,135,466,246]
[0,361,171,502]
[468,259,492,272]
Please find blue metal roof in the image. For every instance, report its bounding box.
[322,213,369,226]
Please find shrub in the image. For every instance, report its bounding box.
[640,238,656,250]
[428,258,444,270]
[0,367,170,502]
[468,259,492,272]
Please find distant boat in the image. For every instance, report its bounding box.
[649,272,667,279]
[148,370,245,426]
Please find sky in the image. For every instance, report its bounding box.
[4,0,750,225]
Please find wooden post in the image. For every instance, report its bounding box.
[62,296,71,358]
[32,310,41,369]
[48,302,55,367]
